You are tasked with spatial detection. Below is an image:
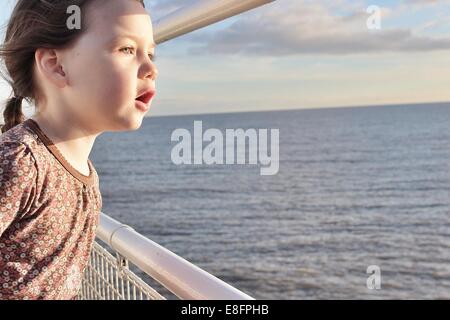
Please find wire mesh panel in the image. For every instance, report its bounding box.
[77,241,166,300]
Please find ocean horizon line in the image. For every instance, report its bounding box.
[145,100,450,119]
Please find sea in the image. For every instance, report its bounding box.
[90,102,450,299]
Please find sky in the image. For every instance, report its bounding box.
[1,0,450,119]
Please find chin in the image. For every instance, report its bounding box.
[108,114,144,132]
[126,117,144,131]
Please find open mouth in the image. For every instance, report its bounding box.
[136,90,156,105]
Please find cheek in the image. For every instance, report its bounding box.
[73,55,136,104]
[100,67,129,98]
[98,58,130,92]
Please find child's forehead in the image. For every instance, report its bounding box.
[86,3,153,43]
[86,0,151,30]
[88,0,146,16]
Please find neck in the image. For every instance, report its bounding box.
[31,112,101,173]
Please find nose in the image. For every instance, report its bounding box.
[140,56,158,81]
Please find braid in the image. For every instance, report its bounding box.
[1,96,24,134]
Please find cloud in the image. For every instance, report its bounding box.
[405,0,450,5]
[148,0,450,56]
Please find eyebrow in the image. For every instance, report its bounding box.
[110,34,156,49]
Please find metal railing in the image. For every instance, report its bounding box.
[154,0,276,44]
[78,213,254,300]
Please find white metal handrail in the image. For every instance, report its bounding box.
[94,213,254,300]
[154,0,276,44]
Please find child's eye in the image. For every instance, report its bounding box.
[120,47,135,55]
[120,47,156,62]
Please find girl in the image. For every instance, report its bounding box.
[0,0,158,300]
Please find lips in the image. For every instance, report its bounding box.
[136,89,156,105]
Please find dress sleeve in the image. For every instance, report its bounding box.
[0,141,38,237]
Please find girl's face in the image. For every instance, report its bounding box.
[62,0,158,132]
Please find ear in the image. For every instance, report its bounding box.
[35,48,68,89]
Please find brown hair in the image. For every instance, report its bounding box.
[0,0,145,134]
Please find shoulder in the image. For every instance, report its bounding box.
[0,121,55,170]
[0,123,39,178]
[1,121,41,153]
